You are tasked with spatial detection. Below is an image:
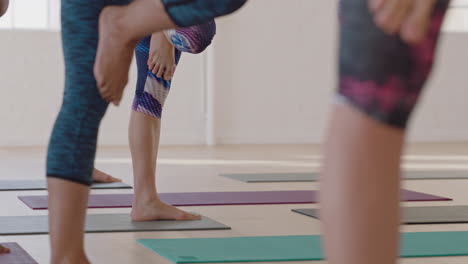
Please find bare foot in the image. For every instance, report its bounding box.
[131,198,201,221]
[368,0,438,44]
[51,254,90,264]
[0,245,10,254]
[94,5,136,106]
[92,168,122,183]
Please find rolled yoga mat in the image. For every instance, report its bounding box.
[0,242,37,264]
[222,170,468,182]
[0,214,229,235]
[19,189,451,210]
[138,232,468,263]
[293,206,468,224]
[0,179,131,191]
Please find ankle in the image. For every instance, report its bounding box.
[101,6,138,46]
[133,192,161,205]
[51,251,89,264]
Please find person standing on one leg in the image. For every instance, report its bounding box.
[321,1,449,264]
[47,1,246,263]
[93,0,247,104]
[95,21,217,220]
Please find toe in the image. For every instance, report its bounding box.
[106,175,122,183]
[184,212,201,220]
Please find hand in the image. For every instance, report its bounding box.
[147,32,176,81]
[368,0,438,44]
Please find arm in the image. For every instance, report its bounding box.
[164,20,216,54]
[0,0,9,17]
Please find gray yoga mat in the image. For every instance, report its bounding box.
[0,179,131,191]
[0,214,229,235]
[222,170,468,182]
[293,206,468,224]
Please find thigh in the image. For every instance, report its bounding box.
[338,0,450,128]
[162,0,247,27]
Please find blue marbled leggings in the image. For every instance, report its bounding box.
[46,0,245,186]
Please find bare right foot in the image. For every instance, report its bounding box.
[131,198,201,221]
[51,254,90,264]
[94,5,136,106]
[0,245,10,254]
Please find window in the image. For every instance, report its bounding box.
[0,0,60,30]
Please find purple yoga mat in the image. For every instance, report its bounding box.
[18,189,451,210]
[0,243,38,264]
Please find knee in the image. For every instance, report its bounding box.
[163,0,247,27]
[168,20,216,54]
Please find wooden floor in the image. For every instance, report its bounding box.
[1,143,468,263]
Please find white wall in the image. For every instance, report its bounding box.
[1,0,468,147]
[212,0,336,144]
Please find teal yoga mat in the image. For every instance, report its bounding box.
[138,232,468,263]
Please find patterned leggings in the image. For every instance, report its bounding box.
[132,21,216,118]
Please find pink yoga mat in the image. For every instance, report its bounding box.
[18,190,451,210]
[0,243,37,264]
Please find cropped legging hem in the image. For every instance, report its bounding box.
[47,174,93,186]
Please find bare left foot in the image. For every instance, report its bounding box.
[0,244,10,254]
[94,5,136,106]
[92,168,122,183]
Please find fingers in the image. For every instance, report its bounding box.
[98,86,113,103]
[112,88,123,106]
[94,68,120,105]
[97,80,126,106]
[374,0,412,35]
[369,0,438,45]
[401,0,437,44]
